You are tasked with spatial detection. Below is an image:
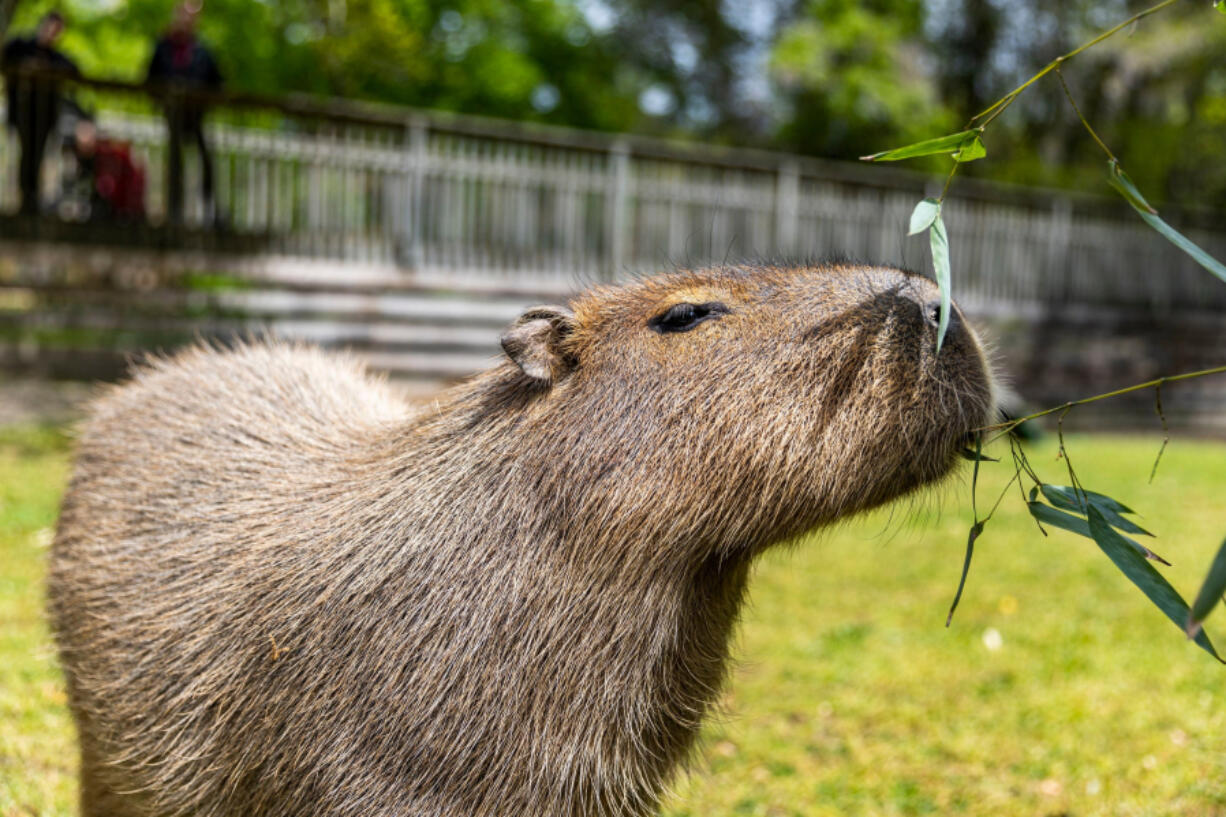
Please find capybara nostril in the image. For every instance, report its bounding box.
[924,298,961,336]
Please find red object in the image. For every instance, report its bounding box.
[93,139,146,218]
[169,31,196,70]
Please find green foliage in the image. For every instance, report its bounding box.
[7,0,1225,206]
[1039,484,1153,537]
[927,211,951,353]
[862,129,981,162]
[873,3,1226,363]
[771,0,954,161]
[1085,506,1221,662]
[1188,538,1226,637]
[952,133,985,162]
[8,0,647,132]
[903,197,951,352]
[1107,161,1226,284]
[1026,499,1167,565]
[906,198,941,235]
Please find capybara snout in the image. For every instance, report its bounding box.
[49,262,992,817]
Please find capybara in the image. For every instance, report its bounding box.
[48,262,993,817]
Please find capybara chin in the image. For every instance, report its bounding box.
[48,262,993,817]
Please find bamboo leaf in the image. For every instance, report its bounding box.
[908,198,941,236]
[1107,161,1226,284]
[930,212,951,353]
[1130,209,1226,285]
[1039,485,1152,536]
[1188,537,1226,638]
[954,134,986,162]
[1086,507,1222,662]
[946,521,984,627]
[1041,485,1135,514]
[1106,161,1157,214]
[861,130,978,162]
[1026,501,1169,565]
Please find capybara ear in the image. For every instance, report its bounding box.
[500,305,576,385]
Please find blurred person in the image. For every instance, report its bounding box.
[60,109,146,222]
[2,11,79,215]
[145,1,222,225]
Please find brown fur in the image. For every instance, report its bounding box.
[48,262,993,817]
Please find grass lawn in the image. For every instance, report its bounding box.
[3,426,1226,816]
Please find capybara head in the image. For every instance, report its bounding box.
[496,262,992,557]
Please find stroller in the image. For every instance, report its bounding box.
[58,103,146,222]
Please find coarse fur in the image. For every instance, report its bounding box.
[48,262,994,817]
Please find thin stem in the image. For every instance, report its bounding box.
[1055,67,1117,162]
[969,0,1181,127]
[970,432,982,520]
[938,159,961,203]
[981,364,1226,437]
[1149,383,1170,483]
[986,470,1022,521]
[1010,434,1044,489]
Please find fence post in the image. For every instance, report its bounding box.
[166,97,184,228]
[775,160,799,257]
[402,116,427,270]
[1045,196,1072,303]
[605,140,630,281]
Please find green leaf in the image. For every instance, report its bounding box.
[1039,485,1152,536]
[1108,161,1226,285]
[930,212,952,354]
[1217,0,1226,15]
[1131,209,1226,285]
[1106,161,1157,214]
[946,521,984,627]
[861,130,979,162]
[1086,507,1222,662]
[953,134,986,163]
[1026,501,1169,565]
[908,198,941,236]
[1188,537,1226,637]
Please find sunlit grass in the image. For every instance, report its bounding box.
[0,426,74,817]
[3,428,1226,816]
[665,432,1226,817]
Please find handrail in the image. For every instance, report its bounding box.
[5,63,1221,225]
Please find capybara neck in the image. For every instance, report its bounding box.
[357,375,756,814]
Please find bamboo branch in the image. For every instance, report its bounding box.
[970,0,1181,128]
[981,364,1226,438]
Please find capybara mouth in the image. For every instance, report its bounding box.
[957,430,998,462]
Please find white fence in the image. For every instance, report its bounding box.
[2,91,1225,312]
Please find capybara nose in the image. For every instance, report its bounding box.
[923,298,961,337]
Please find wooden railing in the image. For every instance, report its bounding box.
[0,69,1224,311]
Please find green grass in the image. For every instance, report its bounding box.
[4,429,1226,816]
[0,426,74,817]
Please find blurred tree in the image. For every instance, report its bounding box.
[4,0,1224,207]
[770,0,954,159]
[597,0,776,139]
[930,1,1226,210]
[7,0,646,131]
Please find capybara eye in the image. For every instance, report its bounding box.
[648,302,729,334]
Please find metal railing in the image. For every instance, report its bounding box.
[1,68,1225,309]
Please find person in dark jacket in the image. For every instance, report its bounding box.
[145,1,222,225]
[2,11,79,215]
